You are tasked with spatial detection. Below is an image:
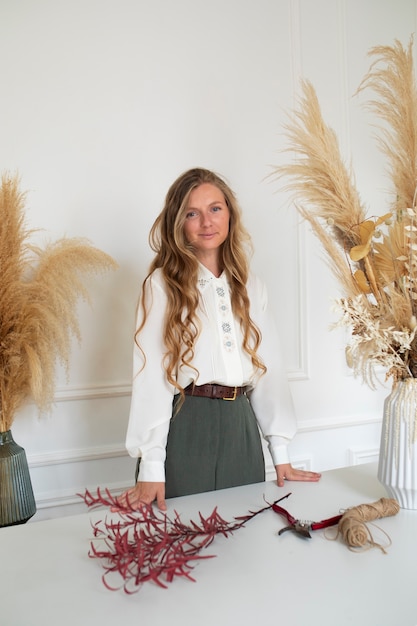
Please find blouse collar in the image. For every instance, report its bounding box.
[197,263,226,292]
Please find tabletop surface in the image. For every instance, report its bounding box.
[1,462,415,626]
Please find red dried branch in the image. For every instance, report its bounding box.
[79,488,291,593]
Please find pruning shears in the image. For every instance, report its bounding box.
[272,494,342,539]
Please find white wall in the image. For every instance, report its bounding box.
[0,0,415,520]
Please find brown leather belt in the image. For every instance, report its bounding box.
[184,383,247,401]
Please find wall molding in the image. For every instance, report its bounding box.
[27,443,127,468]
[287,0,310,382]
[54,382,131,402]
[337,0,350,156]
[26,412,381,470]
[34,480,128,511]
[348,447,380,465]
[289,0,302,90]
[293,219,309,379]
[265,455,311,480]
[297,412,381,432]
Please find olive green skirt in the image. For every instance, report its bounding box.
[163,393,265,498]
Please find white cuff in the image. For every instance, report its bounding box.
[267,436,291,466]
[137,460,166,483]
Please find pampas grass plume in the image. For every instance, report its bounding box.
[0,173,118,431]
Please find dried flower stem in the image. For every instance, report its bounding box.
[80,488,291,593]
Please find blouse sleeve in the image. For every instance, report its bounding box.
[125,272,175,482]
[248,276,297,466]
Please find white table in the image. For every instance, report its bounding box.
[1,463,415,626]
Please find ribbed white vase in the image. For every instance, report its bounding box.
[378,378,417,509]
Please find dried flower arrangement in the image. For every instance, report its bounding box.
[273,37,417,388]
[0,173,118,432]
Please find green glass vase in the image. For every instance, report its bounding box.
[0,430,36,527]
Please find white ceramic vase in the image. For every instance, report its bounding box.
[377,377,417,509]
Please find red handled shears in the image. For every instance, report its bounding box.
[272,493,342,538]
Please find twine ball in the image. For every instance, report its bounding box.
[337,497,400,552]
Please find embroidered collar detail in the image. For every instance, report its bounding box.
[197,264,225,291]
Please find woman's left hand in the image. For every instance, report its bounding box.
[275,463,321,487]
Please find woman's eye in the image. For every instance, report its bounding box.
[211,206,221,212]
[186,211,198,219]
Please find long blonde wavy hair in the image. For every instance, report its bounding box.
[136,168,266,399]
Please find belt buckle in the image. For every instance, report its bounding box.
[223,386,237,401]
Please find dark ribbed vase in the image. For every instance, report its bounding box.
[0,430,36,527]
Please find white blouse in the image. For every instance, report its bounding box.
[126,264,297,482]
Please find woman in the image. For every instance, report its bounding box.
[119,168,320,511]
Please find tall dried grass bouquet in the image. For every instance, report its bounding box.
[273,37,417,389]
[0,173,118,432]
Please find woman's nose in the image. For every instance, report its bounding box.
[200,211,212,226]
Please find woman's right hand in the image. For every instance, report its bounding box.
[113,481,167,511]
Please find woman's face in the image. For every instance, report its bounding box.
[183,183,230,263]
